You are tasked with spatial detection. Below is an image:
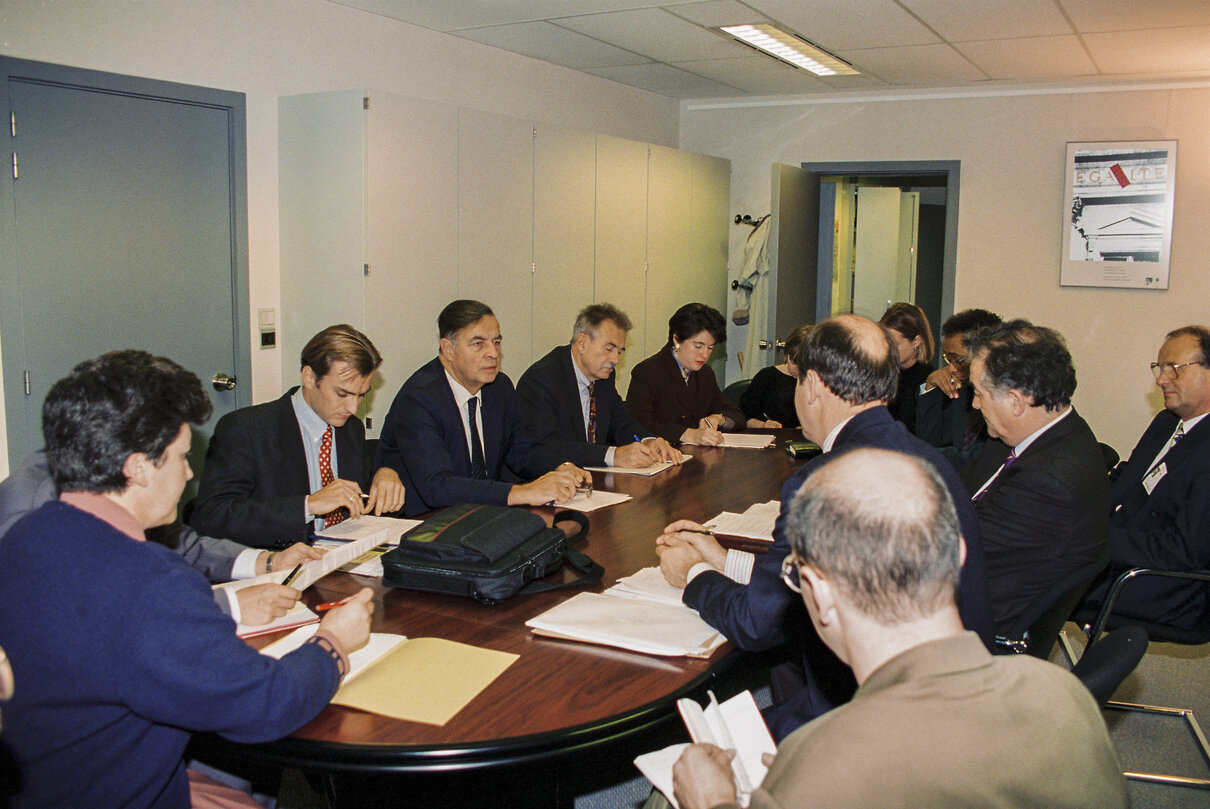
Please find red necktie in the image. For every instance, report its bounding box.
[319,426,344,527]
[587,382,598,444]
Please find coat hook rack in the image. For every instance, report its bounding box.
[734,214,759,227]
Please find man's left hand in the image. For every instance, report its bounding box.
[656,540,704,588]
[366,467,406,515]
[268,542,325,572]
[648,437,684,464]
[673,744,738,809]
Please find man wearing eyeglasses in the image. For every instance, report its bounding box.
[916,308,1002,472]
[662,448,1127,809]
[1079,325,1210,629]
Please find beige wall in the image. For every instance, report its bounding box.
[0,0,680,474]
[680,85,1210,454]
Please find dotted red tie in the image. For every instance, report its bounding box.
[319,426,344,527]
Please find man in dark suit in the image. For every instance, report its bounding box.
[655,314,993,739]
[1079,325,1210,630]
[960,320,1110,634]
[916,308,1001,473]
[376,300,589,517]
[189,324,405,548]
[516,303,681,469]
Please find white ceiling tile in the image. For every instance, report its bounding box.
[557,8,752,62]
[454,21,649,68]
[839,43,988,84]
[663,0,771,28]
[672,55,834,93]
[330,0,674,31]
[956,35,1098,80]
[1084,26,1210,74]
[746,0,942,50]
[903,0,1073,41]
[1061,0,1210,33]
[586,62,746,97]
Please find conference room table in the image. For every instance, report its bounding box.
[191,430,812,807]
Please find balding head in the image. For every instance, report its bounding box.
[785,448,961,623]
[791,314,899,406]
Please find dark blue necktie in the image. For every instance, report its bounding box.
[468,398,487,480]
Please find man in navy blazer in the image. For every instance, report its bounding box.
[1080,325,1210,630]
[376,300,589,517]
[656,314,993,739]
[516,303,681,469]
[190,325,405,548]
[960,320,1110,634]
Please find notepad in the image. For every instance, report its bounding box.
[263,627,519,725]
[680,433,774,449]
[704,500,780,543]
[526,570,725,657]
[584,455,692,476]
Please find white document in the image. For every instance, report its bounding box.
[316,515,421,544]
[583,455,693,476]
[607,567,688,607]
[635,690,775,809]
[680,433,774,449]
[526,590,724,657]
[261,625,407,683]
[705,500,779,542]
[232,601,318,639]
[554,489,632,512]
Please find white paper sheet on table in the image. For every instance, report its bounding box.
[554,489,632,512]
[583,455,692,476]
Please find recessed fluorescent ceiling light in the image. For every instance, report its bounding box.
[719,24,858,76]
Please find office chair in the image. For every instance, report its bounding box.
[1080,567,1210,789]
[722,379,751,406]
[994,555,1108,659]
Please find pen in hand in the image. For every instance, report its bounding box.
[281,564,303,587]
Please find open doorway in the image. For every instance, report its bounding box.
[760,160,958,374]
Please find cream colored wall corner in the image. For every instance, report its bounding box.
[681,85,1210,453]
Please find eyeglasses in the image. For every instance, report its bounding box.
[942,352,970,369]
[1150,359,1207,380]
[780,553,802,593]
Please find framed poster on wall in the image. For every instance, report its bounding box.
[1061,140,1177,289]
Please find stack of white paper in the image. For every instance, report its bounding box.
[526,570,725,657]
[705,500,780,543]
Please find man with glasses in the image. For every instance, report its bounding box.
[661,448,1127,809]
[1079,325,1210,629]
[916,308,1002,472]
[655,314,992,740]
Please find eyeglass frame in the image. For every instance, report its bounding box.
[942,352,970,369]
[780,552,804,593]
[1150,359,1207,380]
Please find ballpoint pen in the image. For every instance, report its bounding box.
[281,564,303,587]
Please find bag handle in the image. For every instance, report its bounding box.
[515,510,601,596]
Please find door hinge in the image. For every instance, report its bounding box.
[11,151,16,180]
[9,111,14,137]
[364,263,371,276]
[23,370,31,396]
[363,96,370,110]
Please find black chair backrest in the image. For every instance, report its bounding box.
[1003,554,1109,659]
[722,378,751,406]
[1071,625,1149,707]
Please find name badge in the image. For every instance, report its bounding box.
[1143,462,1167,495]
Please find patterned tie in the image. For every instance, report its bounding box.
[319,426,345,527]
[1146,423,1185,477]
[587,382,597,444]
[468,398,487,480]
[973,450,1016,502]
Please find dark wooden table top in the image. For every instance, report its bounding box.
[202,430,807,774]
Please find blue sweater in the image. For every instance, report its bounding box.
[0,502,341,809]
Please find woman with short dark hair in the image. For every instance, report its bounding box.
[625,303,744,446]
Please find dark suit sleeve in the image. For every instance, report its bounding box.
[683,509,795,651]
[915,387,948,447]
[700,366,745,430]
[1109,471,1210,571]
[599,380,655,449]
[516,363,609,468]
[189,410,311,547]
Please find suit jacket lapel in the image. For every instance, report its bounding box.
[274,392,312,494]
[559,347,588,440]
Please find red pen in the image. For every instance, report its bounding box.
[314,601,347,611]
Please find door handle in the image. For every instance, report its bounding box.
[212,373,237,391]
[757,340,786,351]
